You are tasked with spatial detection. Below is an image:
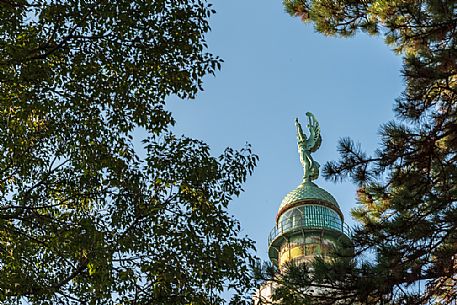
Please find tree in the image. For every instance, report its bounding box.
[0,1,258,304]
[264,0,457,304]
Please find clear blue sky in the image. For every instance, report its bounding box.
[168,1,403,262]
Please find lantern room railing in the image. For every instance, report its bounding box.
[268,213,352,246]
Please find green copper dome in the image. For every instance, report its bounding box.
[278,181,339,211]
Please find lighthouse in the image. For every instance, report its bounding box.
[255,113,352,303]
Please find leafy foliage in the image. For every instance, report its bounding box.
[276,0,457,304]
[0,1,258,304]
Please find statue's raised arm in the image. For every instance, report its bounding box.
[295,117,306,144]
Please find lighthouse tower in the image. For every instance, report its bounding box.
[255,113,351,303]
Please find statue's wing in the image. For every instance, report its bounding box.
[307,115,322,152]
[309,131,321,152]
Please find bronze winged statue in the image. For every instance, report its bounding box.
[295,112,322,182]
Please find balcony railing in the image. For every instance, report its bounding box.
[268,214,352,246]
